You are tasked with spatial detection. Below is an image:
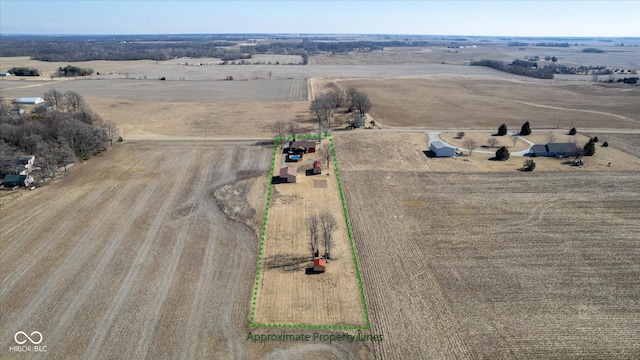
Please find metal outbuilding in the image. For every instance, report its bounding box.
[14,97,45,105]
[430,141,455,157]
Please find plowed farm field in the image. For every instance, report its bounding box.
[334,134,640,359]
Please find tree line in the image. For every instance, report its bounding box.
[0,90,117,182]
[470,59,555,79]
[1,35,435,63]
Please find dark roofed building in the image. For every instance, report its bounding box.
[290,140,316,153]
[530,143,577,157]
[2,174,33,187]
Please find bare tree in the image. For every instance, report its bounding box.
[463,139,477,155]
[64,91,85,114]
[487,137,498,148]
[327,88,345,108]
[310,96,334,140]
[268,71,273,79]
[0,96,9,115]
[319,212,337,259]
[546,131,557,143]
[511,131,519,147]
[346,87,359,104]
[288,120,302,138]
[43,89,65,110]
[307,214,320,259]
[351,91,372,115]
[98,120,118,145]
[270,120,288,142]
[318,143,333,167]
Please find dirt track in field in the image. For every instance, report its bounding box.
[335,134,640,359]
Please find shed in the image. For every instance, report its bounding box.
[312,161,322,174]
[279,166,297,183]
[430,141,455,157]
[291,140,316,153]
[313,258,326,273]
[14,97,44,105]
[0,73,11,77]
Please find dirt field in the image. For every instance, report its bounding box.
[334,133,640,359]
[254,142,365,326]
[0,141,368,359]
[337,77,639,130]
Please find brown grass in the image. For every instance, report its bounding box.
[335,134,640,359]
[254,144,365,326]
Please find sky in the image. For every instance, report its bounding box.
[1,0,639,37]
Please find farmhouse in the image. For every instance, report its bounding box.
[14,97,45,105]
[290,140,316,153]
[279,166,297,183]
[530,143,578,157]
[312,161,322,175]
[430,141,455,157]
[313,258,326,273]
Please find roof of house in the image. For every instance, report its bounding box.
[547,142,577,153]
[291,140,316,149]
[280,166,297,177]
[430,141,451,150]
[313,161,321,168]
[313,258,326,267]
[14,97,44,104]
[530,144,547,153]
[3,174,26,182]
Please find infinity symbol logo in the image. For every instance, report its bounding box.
[14,331,43,345]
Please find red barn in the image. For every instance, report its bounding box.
[312,161,322,175]
[313,258,326,273]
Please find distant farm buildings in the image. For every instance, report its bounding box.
[430,141,455,157]
[14,97,45,105]
[530,143,578,157]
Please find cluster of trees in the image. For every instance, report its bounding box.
[7,67,40,76]
[308,212,337,260]
[470,59,555,79]
[0,90,117,181]
[57,65,94,77]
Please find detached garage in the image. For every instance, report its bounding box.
[430,141,455,157]
[279,166,297,183]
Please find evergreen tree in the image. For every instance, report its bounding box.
[569,127,577,135]
[583,138,596,156]
[520,121,532,136]
[498,124,508,136]
[496,146,510,160]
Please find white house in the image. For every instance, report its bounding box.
[430,141,455,157]
[14,97,45,105]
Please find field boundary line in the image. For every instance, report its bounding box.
[249,134,371,331]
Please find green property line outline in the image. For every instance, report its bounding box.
[249,133,371,331]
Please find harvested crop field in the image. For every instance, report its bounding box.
[0,141,277,359]
[337,77,639,130]
[334,134,640,359]
[0,78,309,102]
